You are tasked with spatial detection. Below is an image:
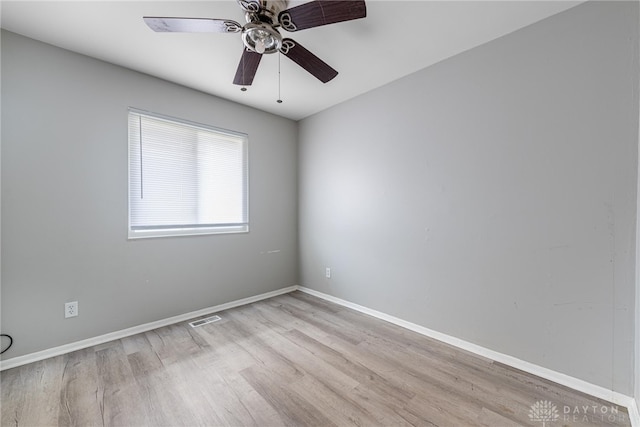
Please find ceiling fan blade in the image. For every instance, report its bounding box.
[236,0,262,13]
[279,39,338,83]
[278,0,366,32]
[143,17,242,33]
[233,48,263,86]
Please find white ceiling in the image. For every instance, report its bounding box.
[1,0,581,120]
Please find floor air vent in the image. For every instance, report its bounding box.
[189,315,221,328]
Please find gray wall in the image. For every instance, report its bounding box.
[298,1,638,395]
[1,31,299,359]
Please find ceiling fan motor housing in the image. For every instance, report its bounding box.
[240,0,287,25]
[258,0,288,20]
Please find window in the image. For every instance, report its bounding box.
[128,109,248,238]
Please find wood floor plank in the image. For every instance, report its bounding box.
[1,356,64,426]
[264,295,364,345]
[58,347,103,426]
[162,356,240,426]
[240,365,337,427]
[477,407,525,427]
[191,325,287,426]
[1,291,631,427]
[95,341,150,426]
[284,328,416,406]
[228,305,361,393]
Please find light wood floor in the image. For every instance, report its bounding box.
[1,291,631,426]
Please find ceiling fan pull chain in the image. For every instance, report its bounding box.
[277,53,283,104]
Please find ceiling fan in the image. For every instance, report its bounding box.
[143,0,367,87]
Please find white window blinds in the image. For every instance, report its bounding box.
[128,109,248,238]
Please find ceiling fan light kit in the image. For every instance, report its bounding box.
[143,0,366,87]
[242,23,282,54]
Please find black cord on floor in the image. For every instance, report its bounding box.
[1,334,13,354]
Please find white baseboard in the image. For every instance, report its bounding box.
[0,285,298,371]
[297,286,640,427]
[628,399,640,427]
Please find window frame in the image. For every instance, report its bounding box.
[127,108,249,239]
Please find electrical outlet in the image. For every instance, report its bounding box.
[65,301,78,318]
[325,267,331,279]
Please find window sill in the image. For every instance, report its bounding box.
[128,225,249,239]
